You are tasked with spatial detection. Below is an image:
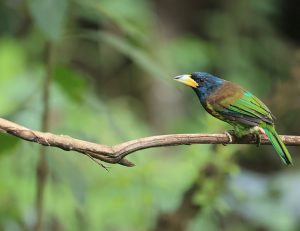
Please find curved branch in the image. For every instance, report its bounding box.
[0,117,299,167]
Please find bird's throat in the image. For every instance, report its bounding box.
[193,87,212,105]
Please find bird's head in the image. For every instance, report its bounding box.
[174,72,223,90]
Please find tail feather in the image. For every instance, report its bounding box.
[262,125,293,165]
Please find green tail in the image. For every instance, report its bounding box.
[262,124,293,165]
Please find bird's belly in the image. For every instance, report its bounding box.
[203,101,225,121]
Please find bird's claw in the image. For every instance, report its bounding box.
[223,131,234,146]
[253,126,267,147]
[255,134,261,147]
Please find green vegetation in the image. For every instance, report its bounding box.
[0,0,299,230]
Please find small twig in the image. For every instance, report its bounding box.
[34,42,54,231]
[85,152,110,171]
[0,117,299,167]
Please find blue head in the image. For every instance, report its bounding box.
[174,72,225,102]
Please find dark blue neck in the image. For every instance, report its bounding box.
[192,82,223,104]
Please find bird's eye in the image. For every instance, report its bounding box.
[199,78,205,83]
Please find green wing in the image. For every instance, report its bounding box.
[205,81,274,126]
[207,82,274,126]
[226,91,274,124]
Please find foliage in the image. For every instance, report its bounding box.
[0,0,299,230]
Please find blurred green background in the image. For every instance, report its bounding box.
[0,0,300,230]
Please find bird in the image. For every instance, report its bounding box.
[174,72,293,165]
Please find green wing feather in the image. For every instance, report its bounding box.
[210,86,293,165]
[210,87,274,126]
[226,91,274,124]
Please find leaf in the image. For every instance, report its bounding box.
[0,39,26,80]
[53,66,88,103]
[0,39,40,116]
[87,31,167,79]
[75,0,153,43]
[159,36,212,73]
[0,133,20,155]
[27,0,68,41]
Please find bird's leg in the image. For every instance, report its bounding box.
[254,133,261,147]
[248,127,261,147]
[257,126,268,139]
[251,126,267,147]
[223,130,235,145]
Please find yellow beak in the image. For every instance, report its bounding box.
[174,74,199,88]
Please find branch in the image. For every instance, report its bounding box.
[0,117,299,167]
[34,41,54,231]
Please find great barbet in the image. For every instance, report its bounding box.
[175,72,293,165]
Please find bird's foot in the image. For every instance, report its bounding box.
[223,130,234,146]
[253,126,268,147]
[255,126,268,139]
[254,133,261,148]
